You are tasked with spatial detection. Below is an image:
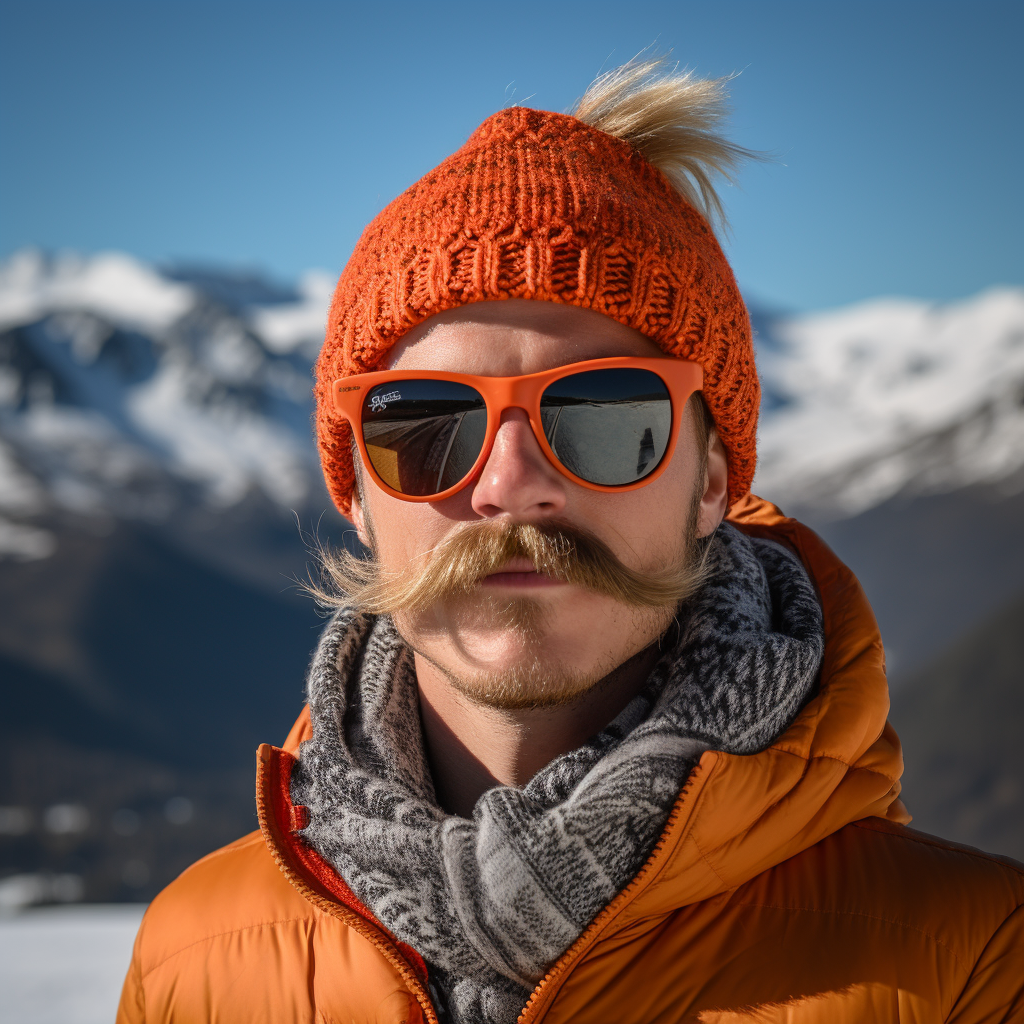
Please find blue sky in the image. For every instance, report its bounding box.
[1,1,1021,311]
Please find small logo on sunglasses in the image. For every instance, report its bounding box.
[370,390,402,412]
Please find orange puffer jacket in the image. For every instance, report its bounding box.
[117,497,1024,1023]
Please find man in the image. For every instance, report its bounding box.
[118,60,1024,1023]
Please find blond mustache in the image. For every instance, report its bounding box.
[307,519,710,616]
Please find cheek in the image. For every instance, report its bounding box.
[649,431,703,521]
[364,492,449,565]
[575,445,697,552]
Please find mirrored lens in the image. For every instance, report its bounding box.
[540,368,672,486]
[361,380,487,496]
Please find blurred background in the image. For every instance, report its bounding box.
[1,0,1022,1014]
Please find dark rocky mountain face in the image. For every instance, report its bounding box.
[0,521,321,904]
[799,484,1024,681]
[1,251,1022,906]
[890,589,1024,860]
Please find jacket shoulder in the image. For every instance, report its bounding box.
[552,820,1024,1022]
[119,831,422,1024]
[852,816,1024,877]
[741,816,1024,965]
[134,829,316,976]
[848,817,1024,907]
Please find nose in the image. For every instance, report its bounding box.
[470,408,567,519]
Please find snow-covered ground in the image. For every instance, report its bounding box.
[0,904,145,1024]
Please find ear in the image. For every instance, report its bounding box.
[696,432,729,538]
[348,486,373,550]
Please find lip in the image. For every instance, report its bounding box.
[479,558,564,589]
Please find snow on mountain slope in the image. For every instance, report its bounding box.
[753,288,1024,515]
[0,251,194,336]
[0,251,332,559]
[0,904,146,1024]
[250,270,335,354]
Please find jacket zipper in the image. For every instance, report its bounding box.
[516,759,713,1024]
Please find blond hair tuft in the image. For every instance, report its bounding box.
[571,56,756,229]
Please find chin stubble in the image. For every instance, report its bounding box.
[398,591,678,712]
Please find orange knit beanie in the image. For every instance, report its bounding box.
[315,105,758,516]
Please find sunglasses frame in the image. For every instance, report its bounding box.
[332,356,704,502]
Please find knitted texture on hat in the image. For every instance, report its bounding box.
[315,106,759,515]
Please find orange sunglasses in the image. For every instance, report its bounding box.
[332,356,703,502]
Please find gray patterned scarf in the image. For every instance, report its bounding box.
[291,524,824,1023]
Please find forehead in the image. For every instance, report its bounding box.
[387,299,665,374]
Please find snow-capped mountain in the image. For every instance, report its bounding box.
[0,250,335,561]
[2,248,1023,562]
[753,288,1024,516]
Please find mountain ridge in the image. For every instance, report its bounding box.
[753,287,1024,516]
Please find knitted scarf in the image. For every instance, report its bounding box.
[291,524,824,1024]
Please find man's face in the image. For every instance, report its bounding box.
[349,299,729,707]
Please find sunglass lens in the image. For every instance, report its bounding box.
[361,380,487,496]
[540,368,672,486]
